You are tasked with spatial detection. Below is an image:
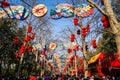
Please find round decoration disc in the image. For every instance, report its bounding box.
[49,43,57,50]
[32,4,47,17]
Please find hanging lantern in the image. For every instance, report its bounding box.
[15,51,19,58]
[101,16,110,28]
[1,1,10,8]
[24,35,31,42]
[101,16,108,22]
[86,24,90,32]
[27,26,32,33]
[27,45,32,52]
[31,33,35,39]
[103,20,109,28]
[77,29,80,35]
[13,36,19,45]
[73,17,78,25]
[70,34,75,42]
[85,45,88,51]
[19,44,26,54]
[82,28,86,37]
[92,39,97,48]
[67,48,72,53]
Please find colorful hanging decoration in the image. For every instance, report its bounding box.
[0,6,29,20]
[50,3,74,19]
[74,4,94,17]
[50,3,94,19]
[49,42,57,50]
[32,4,47,17]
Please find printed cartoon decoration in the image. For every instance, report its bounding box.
[32,4,47,17]
[50,3,74,19]
[0,5,29,20]
[50,3,94,19]
[74,4,94,17]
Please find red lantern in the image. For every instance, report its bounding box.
[67,48,72,53]
[82,28,86,37]
[27,26,32,33]
[27,45,32,52]
[101,16,108,22]
[13,36,19,45]
[103,20,109,28]
[19,44,26,54]
[1,1,10,8]
[73,17,78,25]
[15,51,20,58]
[86,24,90,32]
[92,40,97,48]
[77,29,80,35]
[101,16,110,28]
[85,45,88,51]
[24,35,31,42]
[70,34,75,42]
[31,33,35,39]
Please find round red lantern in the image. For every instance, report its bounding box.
[82,28,86,37]
[27,26,32,33]
[73,17,78,25]
[101,16,108,22]
[1,1,10,8]
[77,29,80,35]
[92,39,97,48]
[86,24,90,32]
[67,48,72,53]
[19,44,26,54]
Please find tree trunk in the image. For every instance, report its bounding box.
[103,0,120,59]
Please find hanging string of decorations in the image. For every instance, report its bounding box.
[0,0,29,20]
[50,3,94,19]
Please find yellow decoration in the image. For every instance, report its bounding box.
[88,53,100,64]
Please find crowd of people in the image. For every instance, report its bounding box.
[1,74,120,80]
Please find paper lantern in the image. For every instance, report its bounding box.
[101,16,108,22]
[1,1,10,8]
[19,44,26,54]
[14,36,19,45]
[92,39,97,48]
[24,35,31,42]
[31,33,35,39]
[82,28,86,37]
[67,48,72,53]
[103,20,109,28]
[15,52,19,58]
[101,16,110,28]
[27,26,32,33]
[86,24,90,32]
[73,17,78,25]
[70,34,75,42]
[27,45,32,52]
[77,29,80,35]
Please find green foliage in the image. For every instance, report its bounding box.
[97,28,117,54]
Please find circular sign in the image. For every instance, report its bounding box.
[32,4,47,17]
[49,42,57,50]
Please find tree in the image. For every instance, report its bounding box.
[87,0,120,60]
